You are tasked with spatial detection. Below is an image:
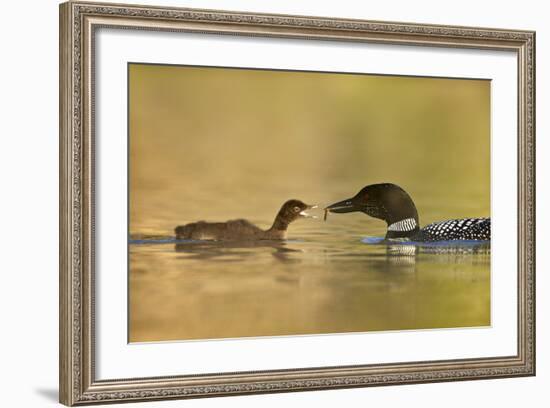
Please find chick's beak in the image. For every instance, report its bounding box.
[299,204,318,218]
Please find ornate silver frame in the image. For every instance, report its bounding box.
[59,1,536,405]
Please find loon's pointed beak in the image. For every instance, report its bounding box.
[299,204,318,218]
[325,198,358,214]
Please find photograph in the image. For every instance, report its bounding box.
[128,63,491,343]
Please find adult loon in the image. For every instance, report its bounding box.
[175,200,316,241]
[325,183,490,242]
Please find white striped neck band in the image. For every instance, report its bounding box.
[388,218,417,232]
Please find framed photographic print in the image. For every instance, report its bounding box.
[59,1,536,405]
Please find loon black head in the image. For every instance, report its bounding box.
[325,183,419,239]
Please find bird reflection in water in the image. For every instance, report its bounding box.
[365,240,491,274]
[174,240,304,263]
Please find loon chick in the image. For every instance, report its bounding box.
[175,200,316,241]
[325,183,490,242]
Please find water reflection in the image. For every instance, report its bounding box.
[383,241,490,272]
[171,239,489,266]
[174,240,304,263]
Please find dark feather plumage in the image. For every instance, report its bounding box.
[413,217,490,242]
